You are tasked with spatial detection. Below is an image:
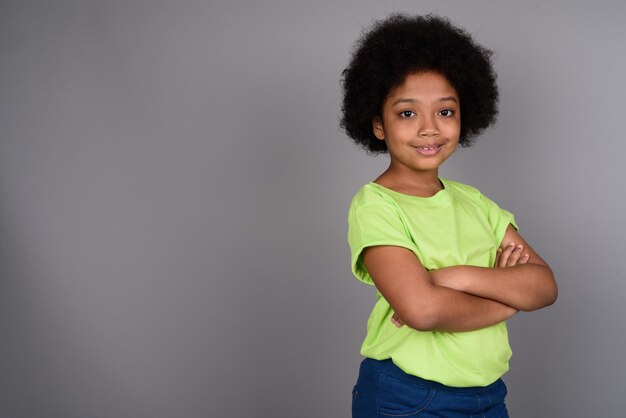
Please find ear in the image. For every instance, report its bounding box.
[372,117,385,140]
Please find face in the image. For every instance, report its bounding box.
[373,71,461,178]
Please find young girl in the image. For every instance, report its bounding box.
[342,14,557,417]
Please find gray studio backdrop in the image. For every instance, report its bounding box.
[1,1,625,417]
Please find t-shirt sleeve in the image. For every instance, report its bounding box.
[479,192,518,245]
[347,201,420,285]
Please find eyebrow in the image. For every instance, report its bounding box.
[391,96,459,106]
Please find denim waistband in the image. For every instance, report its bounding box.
[362,358,503,394]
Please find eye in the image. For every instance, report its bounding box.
[438,109,455,117]
[400,110,416,118]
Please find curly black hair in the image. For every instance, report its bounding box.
[341,14,499,153]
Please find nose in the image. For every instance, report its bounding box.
[419,115,439,137]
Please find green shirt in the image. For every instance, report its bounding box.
[347,178,517,387]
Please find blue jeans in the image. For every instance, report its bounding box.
[352,358,509,417]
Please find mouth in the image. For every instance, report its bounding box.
[412,144,443,156]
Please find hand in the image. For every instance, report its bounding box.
[391,311,405,328]
[495,242,530,268]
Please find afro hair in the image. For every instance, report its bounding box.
[341,14,499,153]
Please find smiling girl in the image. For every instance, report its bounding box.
[342,14,557,417]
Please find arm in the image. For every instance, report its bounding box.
[362,245,517,332]
[430,225,558,312]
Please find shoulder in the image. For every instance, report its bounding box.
[442,178,504,214]
[348,183,407,229]
[441,178,484,200]
[349,182,397,211]
[443,178,516,228]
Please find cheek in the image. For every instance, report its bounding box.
[444,121,461,137]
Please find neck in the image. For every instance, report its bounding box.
[374,165,443,197]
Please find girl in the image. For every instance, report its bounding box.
[342,14,557,417]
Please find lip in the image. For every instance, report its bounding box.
[412,144,442,156]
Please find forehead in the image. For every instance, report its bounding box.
[387,71,459,101]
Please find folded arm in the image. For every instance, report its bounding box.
[362,245,518,332]
[430,225,558,312]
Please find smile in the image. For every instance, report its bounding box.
[413,144,442,156]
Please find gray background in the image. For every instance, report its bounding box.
[1,1,625,417]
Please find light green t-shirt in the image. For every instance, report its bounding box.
[347,178,517,387]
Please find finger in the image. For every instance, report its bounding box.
[494,248,503,267]
[498,242,516,268]
[506,244,524,267]
[391,313,404,327]
[519,253,530,265]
